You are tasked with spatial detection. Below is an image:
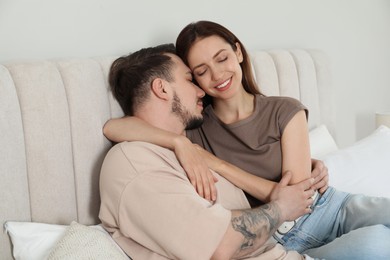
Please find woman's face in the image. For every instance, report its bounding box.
[186,35,244,100]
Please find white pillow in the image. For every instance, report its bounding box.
[309,124,338,159]
[4,221,128,260]
[323,125,390,198]
[4,222,67,260]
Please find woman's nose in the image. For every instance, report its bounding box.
[210,67,223,82]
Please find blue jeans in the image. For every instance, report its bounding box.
[274,187,390,259]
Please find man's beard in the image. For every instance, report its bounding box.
[172,93,204,130]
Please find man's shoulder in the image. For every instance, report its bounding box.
[104,141,179,171]
[108,141,168,157]
[101,141,178,183]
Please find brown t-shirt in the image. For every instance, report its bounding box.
[187,95,307,207]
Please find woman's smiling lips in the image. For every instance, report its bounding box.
[214,78,232,91]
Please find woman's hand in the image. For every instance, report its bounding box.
[193,144,225,171]
[270,171,315,221]
[173,136,218,202]
[310,159,329,194]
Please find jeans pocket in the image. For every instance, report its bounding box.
[312,186,336,209]
[282,187,350,250]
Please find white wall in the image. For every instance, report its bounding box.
[1,0,389,147]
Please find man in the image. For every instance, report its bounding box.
[99,44,316,259]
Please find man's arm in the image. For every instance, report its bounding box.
[212,172,314,259]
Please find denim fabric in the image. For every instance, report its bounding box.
[303,225,390,260]
[275,187,390,259]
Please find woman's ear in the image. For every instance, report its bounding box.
[151,78,169,100]
[235,42,244,63]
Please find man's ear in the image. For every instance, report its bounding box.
[235,42,244,63]
[151,78,169,100]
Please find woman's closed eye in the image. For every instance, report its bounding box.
[196,69,207,77]
[217,56,228,63]
[194,56,227,77]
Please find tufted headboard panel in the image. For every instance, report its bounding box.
[0,49,332,259]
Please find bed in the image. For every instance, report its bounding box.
[1,49,389,259]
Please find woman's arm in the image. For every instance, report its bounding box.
[213,160,278,202]
[104,117,218,201]
[281,110,312,184]
[104,116,182,148]
[195,143,327,203]
[194,145,277,202]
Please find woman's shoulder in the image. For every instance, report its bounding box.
[256,95,304,109]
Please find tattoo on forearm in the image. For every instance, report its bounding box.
[231,203,280,251]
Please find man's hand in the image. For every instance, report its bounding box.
[173,137,218,202]
[270,172,315,222]
[311,159,329,194]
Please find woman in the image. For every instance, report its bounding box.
[104,21,390,259]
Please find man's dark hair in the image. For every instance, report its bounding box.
[109,43,176,116]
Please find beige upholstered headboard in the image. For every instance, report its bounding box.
[0,49,332,259]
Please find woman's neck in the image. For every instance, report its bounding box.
[212,90,255,124]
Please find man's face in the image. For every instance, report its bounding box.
[169,55,205,130]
